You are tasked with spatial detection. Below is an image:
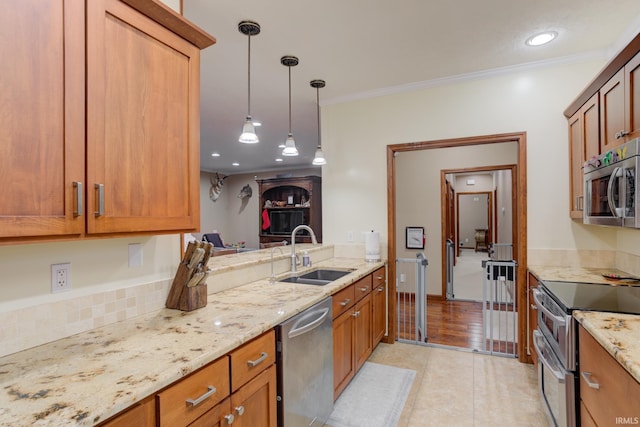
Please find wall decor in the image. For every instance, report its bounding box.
[238,184,253,199]
[406,226,424,249]
[209,172,227,202]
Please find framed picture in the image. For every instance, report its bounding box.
[406,226,424,249]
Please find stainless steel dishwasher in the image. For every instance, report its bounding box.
[276,296,333,427]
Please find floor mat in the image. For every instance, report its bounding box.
[326,361,416,427]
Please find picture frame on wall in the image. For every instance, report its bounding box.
[406,226,424,249]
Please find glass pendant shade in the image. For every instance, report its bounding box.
[312,146,326,165]
[282,133,299,156]
[239,116,259,143]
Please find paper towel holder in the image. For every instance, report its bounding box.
[406,226,424,249]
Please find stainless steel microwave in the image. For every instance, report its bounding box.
[584,138,639,227]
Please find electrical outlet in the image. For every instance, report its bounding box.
[51,263,71,293]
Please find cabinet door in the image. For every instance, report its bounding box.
[624,51,640,140]
[354,293,373,371]
[333,309,355,400]
[188,398,231,427]
[600,68,626,151]
[86,0,200,234]
[0,0,85,239]
[372,281,386,348]
[231,365,277,427]
[100,396,155,427]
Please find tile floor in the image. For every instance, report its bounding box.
[367,342,550,426]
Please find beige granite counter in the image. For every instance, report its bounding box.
[0,256,384,427]
[528,265,639,286]
[574,311,640,384]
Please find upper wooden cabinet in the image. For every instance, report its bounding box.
[0,0,85,239]
[600,51,640,151]
[0,0,214,242]
[568,93,599,219]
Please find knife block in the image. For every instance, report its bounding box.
[166,241,211,312]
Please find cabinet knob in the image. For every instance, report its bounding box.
[235,405,245,416]
[352,310,360,318]
[377,286,384,292]
[530,304,537,310]
[224,414,235,424]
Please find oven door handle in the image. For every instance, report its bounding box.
[532,289,566,326]
[607,166,622,217]
[533,330,565,382]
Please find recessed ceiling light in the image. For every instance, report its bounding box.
[275,158,283,162]
[526,31,557,46]
[211,152,220,157]
[232,162,240,166]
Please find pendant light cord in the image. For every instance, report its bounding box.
[288,65,292,134]
[247,35,251,116]
[316,86,321,146]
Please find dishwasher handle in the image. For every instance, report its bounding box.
[288,307,330,339]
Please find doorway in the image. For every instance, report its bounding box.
[386,132,528,362]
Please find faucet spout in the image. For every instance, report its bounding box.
[290,225,317,273]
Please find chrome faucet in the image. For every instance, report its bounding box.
[290,225,317,273]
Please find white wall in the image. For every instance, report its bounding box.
[321,59,626,265]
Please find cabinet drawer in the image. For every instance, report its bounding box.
[332,284,355,318]
[157,357,230,427]
[578,326,640,426]
[230,330,275,392]
[354,275,373,301]
[372,266,386,289]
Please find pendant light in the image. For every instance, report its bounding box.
[310,79,326,165]
[238,21,260,144]
[281,55,299,156]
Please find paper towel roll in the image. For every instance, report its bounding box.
[365,231,381,262]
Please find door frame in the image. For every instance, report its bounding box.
[386,132,528,363]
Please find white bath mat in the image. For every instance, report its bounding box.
[326,362,416,427]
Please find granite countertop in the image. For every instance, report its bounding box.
[528,265,637,286]
[574,311,640,384]
[0,257,384,427]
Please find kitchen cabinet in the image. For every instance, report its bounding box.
[526,271,539,366]
[600,51,640,152]
[332,274,374,400]
[568,93,599,219]
[0,0,214,242]
[258,176,322,245]
[100,396,155,427]
[371,266,387,347]
[578,324,640,426]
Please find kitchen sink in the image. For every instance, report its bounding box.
[279,269,352,286]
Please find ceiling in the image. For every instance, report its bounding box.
[183,0,640,175]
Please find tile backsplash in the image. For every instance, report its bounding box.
[0,279,171,358]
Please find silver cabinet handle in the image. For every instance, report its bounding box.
[235,406,245,416]
[73,182,83,217]
[247,352,268,367]
[339,298,351,307]
[616,130,629,139]
[224,414,235,424]
[352,310,360,318]
[581,371,600,389]
[530,304,537,310]
[359,287,368,292]
[94,184,104,217]
[377,286,384,292]
[376,275,384,280]
[186,385,216,407]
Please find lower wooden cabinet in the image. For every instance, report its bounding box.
[229,365,277,427]
[100,396,155,427]
[527,271,539,366]
[579,324,640,426]
[332,268,387,400]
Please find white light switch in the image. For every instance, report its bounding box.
[128,243,142,267]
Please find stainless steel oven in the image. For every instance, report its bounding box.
[533,280,640,427]
[584,138,639,227]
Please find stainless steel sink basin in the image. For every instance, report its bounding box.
[279,269,352,286]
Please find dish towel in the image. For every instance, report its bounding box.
[261,209,270,230]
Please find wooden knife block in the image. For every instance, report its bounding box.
[166,241,212,312]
